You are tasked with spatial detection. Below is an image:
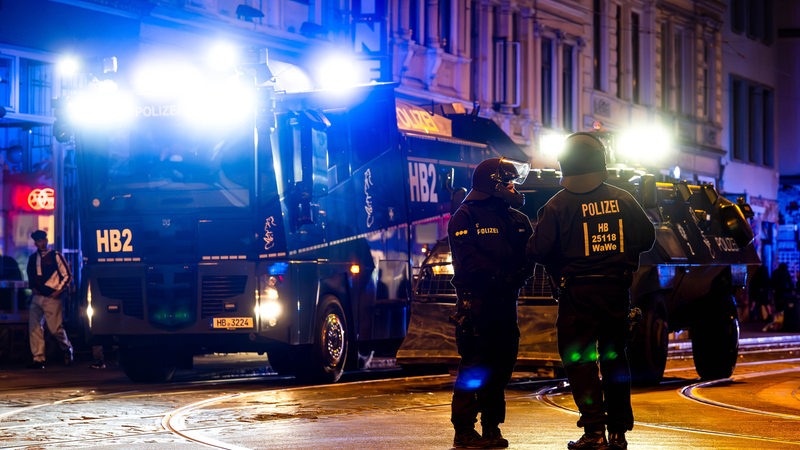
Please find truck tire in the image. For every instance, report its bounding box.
[628,294,669,386]
[274,296,350,383]
[120,347,176,382]
[691,294,739,380]
[306,296,349,383]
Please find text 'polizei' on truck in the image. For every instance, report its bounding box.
[55,47,527,383]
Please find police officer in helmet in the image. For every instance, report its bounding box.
[449,157,534,449]
[527,133,654,450]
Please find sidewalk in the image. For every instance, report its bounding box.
[669,319,800,354]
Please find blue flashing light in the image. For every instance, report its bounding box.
[269,262,289,276]
[455,366,489,391]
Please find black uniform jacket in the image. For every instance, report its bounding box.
[448,197,533,323]
[527,183,655,280]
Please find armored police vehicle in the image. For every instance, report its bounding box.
[398,157,760,384]
[61,50,530,382]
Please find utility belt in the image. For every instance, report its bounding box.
[559,271,632,289]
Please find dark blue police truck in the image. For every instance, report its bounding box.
[65,54,524,382]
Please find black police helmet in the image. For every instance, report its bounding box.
[558,132,608,193]
[464,157,529,202]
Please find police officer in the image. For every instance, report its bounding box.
[527,133,654,450]
[449,157,534,449]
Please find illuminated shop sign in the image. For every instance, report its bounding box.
[28,187,55,210]
[8,185,55,212]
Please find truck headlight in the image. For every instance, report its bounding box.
[257,286,282,327]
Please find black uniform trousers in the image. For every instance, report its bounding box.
[451,315,520,432]
[556,280,634,434]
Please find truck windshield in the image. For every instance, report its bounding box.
[77,115,254,213]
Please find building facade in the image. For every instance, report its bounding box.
[0,0,788,278]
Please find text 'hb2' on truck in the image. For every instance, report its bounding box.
[57,48,759,384]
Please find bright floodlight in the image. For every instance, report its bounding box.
[540,132,568,157]
[57,56,80,77]
[616,125,673,165]
[132,61,203,99]
[68,80,136,127]
[178,74,255,128]
[314,53,365,90]
[271,60,313,93]
[206,42,238,71]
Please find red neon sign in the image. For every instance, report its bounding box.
[27,187,55,211]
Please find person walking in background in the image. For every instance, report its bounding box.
[527,133,655,450]
[26,230,74,369]
[765,262,793,332]
[448,157,533,449]
[748,264,771,322]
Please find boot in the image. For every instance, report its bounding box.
[567,430,608,449]
[482,427,509,448]
[63,347,74,366]
[607,432,627,450]
[453,429,491,449]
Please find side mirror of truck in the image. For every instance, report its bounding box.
[289,184,315,231]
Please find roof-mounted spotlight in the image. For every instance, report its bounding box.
[236,4,264,21]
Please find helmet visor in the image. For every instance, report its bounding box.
[496,158,530,185]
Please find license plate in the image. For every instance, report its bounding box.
[211,317,254,329]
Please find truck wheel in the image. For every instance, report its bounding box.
[691,294,739,380]
[267,297,349,383]
[266,297,350,383]
[628,295,669,386]
[311,296,348,382]
[120,348,176,382]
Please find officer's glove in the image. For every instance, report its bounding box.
[627,307,643,336]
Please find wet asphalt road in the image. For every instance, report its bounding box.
[0,331,798,449]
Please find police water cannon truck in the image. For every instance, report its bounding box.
[397,133,761,384]
[59,48,530,382]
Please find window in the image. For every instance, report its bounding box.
[0,56,12,109]
[701,41,713,120]
[616,5,622,98]
[562,44,575,130]
[731,0,774,44]
[763,89,774,166]
[674,31,684,114]
[631,11,640,103]
[593,0,604,91]
[731,75,774,168]
[541,38,553,128]
[731,78,747,161]
[470,0,480,101]
[731,0,746,34]
[19,58,53,116]
[439,0,451,52]
[660,22,668,109]
[410,0,420,44]
[0,50,57,173]
[494,39,520,108]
